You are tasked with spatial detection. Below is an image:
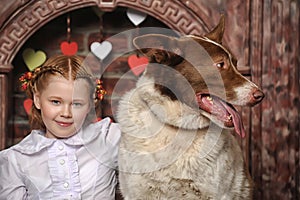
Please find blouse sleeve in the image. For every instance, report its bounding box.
[0,149,27,199]
[106,122,121,169]
[83,119,121,170]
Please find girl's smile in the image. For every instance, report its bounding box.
[55,120,73,127]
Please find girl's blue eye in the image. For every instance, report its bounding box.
[51,100,60,105]
[72,102,83,107]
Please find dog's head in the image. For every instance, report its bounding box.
[132,15,264,137]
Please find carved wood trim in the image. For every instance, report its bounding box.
[115,0,209,34]
[0,0,209,67]
[0,74,8,149]
[0,0,98,66]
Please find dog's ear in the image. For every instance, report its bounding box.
[133,34,184,65]
[205,14,225,44]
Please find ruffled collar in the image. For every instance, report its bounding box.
[12,117,111,155]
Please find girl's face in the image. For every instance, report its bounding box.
[33,75,91,138]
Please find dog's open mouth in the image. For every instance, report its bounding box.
[196,93,245,138]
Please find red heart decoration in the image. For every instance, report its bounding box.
[128,55,149,76]
[24,98,33,115]
[60,41,78,56]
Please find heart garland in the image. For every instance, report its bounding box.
[128,54,149,76]
[21,48,44,115]
[22,48,47,71]
[60,14,78,56]
[23,98,33,115]
[127,8,147,26]
[21,9,149,115]
[60,41,78,56]
[90,10,113,61]
[90,41,112,60]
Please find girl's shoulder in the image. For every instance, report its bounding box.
[0,130,53,155]
[82,117,121,145]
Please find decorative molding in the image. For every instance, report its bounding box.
[0,0,98,66]
[0,0,208,67]
[117,0,209,34]
[0,74,8,149]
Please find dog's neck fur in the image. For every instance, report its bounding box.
[117,75,229,174]
[138,76,212,130]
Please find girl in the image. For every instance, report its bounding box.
[0,55,121,199]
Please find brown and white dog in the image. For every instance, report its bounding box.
[117,16,264,199]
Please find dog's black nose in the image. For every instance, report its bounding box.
[253,89,264,103]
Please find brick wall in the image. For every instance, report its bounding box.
[10,6,168,146]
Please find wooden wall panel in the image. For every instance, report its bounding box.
[251,0,300,199]
[0,74,8,149]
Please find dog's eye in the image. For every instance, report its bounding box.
[215,62,225,69]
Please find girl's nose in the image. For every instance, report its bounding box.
[60,105,72,118]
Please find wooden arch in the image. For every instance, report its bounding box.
[0,0,210,69]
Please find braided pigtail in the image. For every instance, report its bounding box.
[20,65,65,130]
[22,66,63,98]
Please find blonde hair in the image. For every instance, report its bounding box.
[25,54,100,130]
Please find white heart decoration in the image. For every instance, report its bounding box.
[126,8,147,26]
[90,41,112,60]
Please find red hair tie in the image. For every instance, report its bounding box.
[95,78,106,101]
[19,71,33,91]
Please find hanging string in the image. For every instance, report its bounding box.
[99,14,104,42]
[67,14,71,43]
[98,14,105,75]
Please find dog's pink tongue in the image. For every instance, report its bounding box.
[221,101,246,138]
[198,94,246,138]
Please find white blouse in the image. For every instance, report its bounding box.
[0,118,121,200]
